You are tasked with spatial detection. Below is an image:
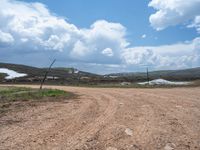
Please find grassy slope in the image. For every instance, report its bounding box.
[0,62,200,84]
[0,74,6,80]
[0,62,102,85]
[108,67,200,81]
[0,86,75,116]
[0,62,99,78]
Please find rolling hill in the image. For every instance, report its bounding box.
[107,67,200,81]
[0,62,100,85]
[0,62,200,85]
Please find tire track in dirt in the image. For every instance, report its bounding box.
[105,90,159,148]
[131,90,200,149]
[0,86,119,150]
[61,92,119,150]
[0,99,92,149]
[103,89,200,149]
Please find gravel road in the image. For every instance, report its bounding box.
[1,85,200,150]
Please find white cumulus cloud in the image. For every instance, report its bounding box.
[122,38,200,69]
[102,48,114,57]
[149,0,200,32]
[0,30,14,46]
[0,0,128,65]
[0,0,200,73]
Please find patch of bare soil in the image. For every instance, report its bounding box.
[1,85,200,150]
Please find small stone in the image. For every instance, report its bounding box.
[106,147,117,150]
[164,143,176,150]
[175,105,182,108]
[125,128,133,136]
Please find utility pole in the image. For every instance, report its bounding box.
[40,59,56,90]
[78,72,81,86]
[75,70,81,86]
[147,67,150,85]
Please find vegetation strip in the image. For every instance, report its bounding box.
[0,86,76,117]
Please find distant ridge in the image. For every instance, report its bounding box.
[0,62,200,83]
[107,67,200,81]
[0,62,100,85]
[0,62,99,78]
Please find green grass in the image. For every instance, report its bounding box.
[0,73,6,80]
[0,87,73,102]
[0,86,76,117]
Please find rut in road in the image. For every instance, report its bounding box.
[63,93,118,150]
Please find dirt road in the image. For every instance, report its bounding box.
[1,85,200,150]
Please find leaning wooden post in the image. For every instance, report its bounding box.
[40,59,56,90]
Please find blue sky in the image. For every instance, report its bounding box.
[0,0,200,74]
[21,0,198,46]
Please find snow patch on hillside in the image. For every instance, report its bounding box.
[0,68,27,79]
[138,79,191,85]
